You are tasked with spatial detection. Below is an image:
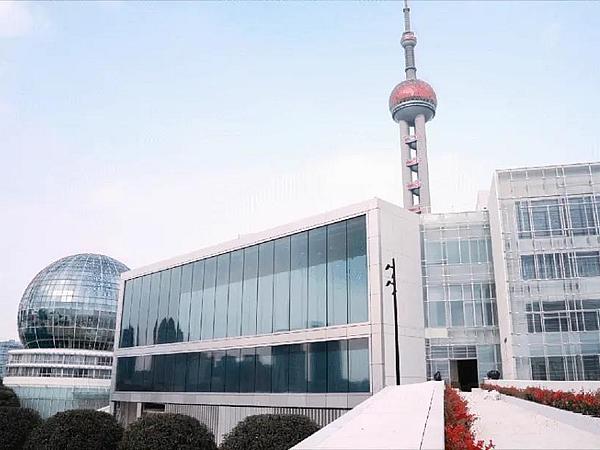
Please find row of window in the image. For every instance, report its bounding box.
[530,354,600,381]
[525,300,600,333]
[8,354,112,366]
[521,251,600,280]
[116,338,369,394]
[426,299,497,328]
[5,366,111,380]
[425,282,496,302]
[516,196,600,238]
[423,239,492,265]
[120,217,368,348]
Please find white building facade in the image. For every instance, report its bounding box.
[111,199,425,440]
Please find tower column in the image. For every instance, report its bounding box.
[414,113,431,213]
[399,120,414,209]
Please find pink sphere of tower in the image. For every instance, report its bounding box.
[389,79,437,124]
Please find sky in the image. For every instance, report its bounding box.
[1,1,599,340]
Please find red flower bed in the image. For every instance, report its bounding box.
[482,383,600,417]
[444,386,494,450]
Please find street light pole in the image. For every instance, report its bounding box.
[385,258,400,386]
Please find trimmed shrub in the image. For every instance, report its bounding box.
[444,386,494,450]
[0,385,20,408]
[24,410,123,450]
[482,383,600,417]
[120,413,216,450]
[220,414,320,450]
[0,407,42,450]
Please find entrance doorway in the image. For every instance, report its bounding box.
[450,359,479,391]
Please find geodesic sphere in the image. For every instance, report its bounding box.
[17,254,129,351]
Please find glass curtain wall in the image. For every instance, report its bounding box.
[120,216,368,348]
[115,338,369,394]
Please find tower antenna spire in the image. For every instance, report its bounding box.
[401,0,417,80]
[403,0,411,32]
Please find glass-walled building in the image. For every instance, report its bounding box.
[489,162,600,381]
[421,211,501,389]
[111,199,425,442]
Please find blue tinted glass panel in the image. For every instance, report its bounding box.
[241,246,258,336]
[198,352,212,391]
[227,250,244,337]
[307,341,327,393]
[173,353,187,391]
[289,344,307,393]
[255,346,272,393]
[348,338,369,392]
[137,275,152,346]
[271,345,289,393]
[211,351,225,392]
[167,267,181,343]
[147,273,161,345]
[257,242,274,334]
[225,349,240,392]
[185,352,200,392]
[116,357,133,390]
[178,264,193,342]
[142,356,153,391]
[157,270,171,344]
[327,222,348,326]
[201,258,217,340]
[120,281,133,348]
[213,254,230,339]
[273,237,291,332]
[308,227,327,328]
[189,261,204,341]
[129,277,143,347]
[290,232,308,330]
[347,216,368,323]
[327,340,349,393]
[239,348,256,393]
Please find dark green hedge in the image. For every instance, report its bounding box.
[24,410,123,450]
[119,413,216,450]
[0,407,41,450]
[0,385,20,408]
[220,414,320,450]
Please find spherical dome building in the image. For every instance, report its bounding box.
[5,254,128,418]
[17,253,129,351]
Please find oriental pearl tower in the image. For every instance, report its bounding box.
[389,1,437,214]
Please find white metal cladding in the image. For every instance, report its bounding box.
[164,403,348,444]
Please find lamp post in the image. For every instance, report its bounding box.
[385,258,400,385]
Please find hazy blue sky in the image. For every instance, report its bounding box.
[1,1,599,339]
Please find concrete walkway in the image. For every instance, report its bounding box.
[462,390,600,450]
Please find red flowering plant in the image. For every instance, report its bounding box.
[444,386,494,450]
[482,384,600,417]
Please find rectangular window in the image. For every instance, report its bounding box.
[583,356,600,381]
[290,232,308,330]
[157,270,172,344]
[241,246,258,336]
[147,273,161,345]
[446,241,460,264]
[213,254,230,339]
[227,250,244,338]
[548,357,566,381]
[327,340,349,393]
[530,357,547,380]
[119,280,134,348]
[239,348,256,393]
[347,216,368,323]
[257,242,274,334]
[450,301,464,327]
[288,344,307,393]
[224,349,240,392]
[307,341,327,393]
[308,227,327,328]
[425,241,443,264]
[255,346,272,393]
[327,222,348,326]
[576,252,600,277]
[167,267,182,343]
[201,258,217,340]
[189,261,204,341]
[197,352,212,391]
[428,302,446,327]
[273,238,291,332]
[348,338,369,392]
[211,351,226,392]
[137,275,152,347]
[521,255,535,280]
[185,353,200,392]
[568,197,596,236]
[178,264,193,342]
[271,345,289,393]
[173,353,187,392]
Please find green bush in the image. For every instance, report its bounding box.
[0,407,42,450]
[24,410,123,450]
[0,385,20,408]
[220,414,320,450]
[120,413,216,450]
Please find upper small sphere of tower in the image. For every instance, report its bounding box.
[389,79,437,123]
[401,31,417,47]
